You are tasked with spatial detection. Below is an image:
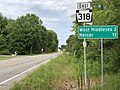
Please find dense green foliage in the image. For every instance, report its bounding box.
[0,13,58,55]
[66,0,120,74]
[59,45,66,50]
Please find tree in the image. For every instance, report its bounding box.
[60,45,66,50]
[0,13,10,54]
[0,13,59,55]
[92,0,120,73]
[66,0,120,73]
[46,30,58,52]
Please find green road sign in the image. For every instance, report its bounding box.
[78,25,118,39]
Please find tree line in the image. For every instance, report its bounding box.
[66,0,120,74]
[0,13,58,55]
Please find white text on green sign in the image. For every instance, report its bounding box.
[78,25,118,39]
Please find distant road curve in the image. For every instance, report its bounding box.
[0,52,61,90]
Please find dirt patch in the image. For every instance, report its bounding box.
[53,78,77,90]
[53,78,103,90]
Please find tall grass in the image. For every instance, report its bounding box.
[10,53,77,90]
[91,74,120,90]
[10,53,120,90]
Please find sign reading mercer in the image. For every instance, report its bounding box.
[78,25,118,39]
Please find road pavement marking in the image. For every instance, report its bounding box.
[0,59,50,85]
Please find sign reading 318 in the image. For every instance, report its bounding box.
[76,9,92,23]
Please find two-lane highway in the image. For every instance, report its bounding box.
[0,52,60,90]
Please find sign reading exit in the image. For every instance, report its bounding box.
[78,25,118,39]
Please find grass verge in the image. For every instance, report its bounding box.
[10,53,120,90]
[10,53,77,90]
[91,74,120,90]
[0,55,13,60]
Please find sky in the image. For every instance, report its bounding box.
[0,0,91,46]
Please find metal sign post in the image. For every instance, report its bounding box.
[78,25,118,84]
[76,2,92,87]
[83,23,87,86]
[101,39,103,83]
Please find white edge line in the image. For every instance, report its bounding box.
[0,59,51,85]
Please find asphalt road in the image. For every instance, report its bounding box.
[0,52,60,90]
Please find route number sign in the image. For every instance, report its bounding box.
[76,10,92,22]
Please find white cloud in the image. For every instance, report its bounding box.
[0,0,76,18]
[41,17,61,22]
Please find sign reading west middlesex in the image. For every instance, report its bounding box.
[78,25,118,39]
